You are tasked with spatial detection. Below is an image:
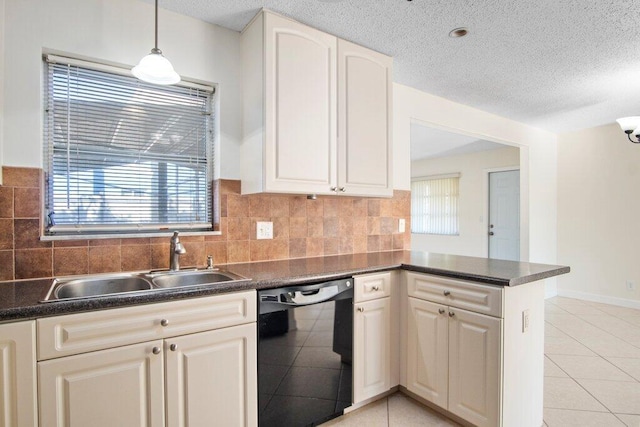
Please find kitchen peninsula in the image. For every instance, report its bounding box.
[0,250,568,427]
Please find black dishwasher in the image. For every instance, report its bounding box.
[258,278,353,426]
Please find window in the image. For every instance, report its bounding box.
[43,55,215,236]
[411,174,460,235]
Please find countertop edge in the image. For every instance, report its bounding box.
[0,251,571,322]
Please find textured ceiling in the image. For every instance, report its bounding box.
[154,0,640,134]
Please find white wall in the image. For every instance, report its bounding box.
[0,0,5,183]
[557,123,640,308]
[1,0,242,179]
[411,147,520,257]
[393,83,559,296]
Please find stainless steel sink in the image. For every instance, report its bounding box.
[44,274,154,302]
[41,269,249,302]
[150,270,245,288]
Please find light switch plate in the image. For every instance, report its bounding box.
[399,219,406,233]
[256,221,273,240]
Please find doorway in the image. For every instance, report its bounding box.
[488,170,520,261]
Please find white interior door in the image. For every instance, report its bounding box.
[488,170,520,261]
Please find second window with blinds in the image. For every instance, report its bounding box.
[411,174,460,235]
[43,54,216,237]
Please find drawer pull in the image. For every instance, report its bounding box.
[170,344,178,352]
[372,285,380,291]
[448,311,455,317]
[152,346,161,355]
[160,319,169,327]
[443,290,451,296]
[438,308,445,314]
[357,307,364,312]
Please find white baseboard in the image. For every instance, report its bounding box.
[557,289,640,310]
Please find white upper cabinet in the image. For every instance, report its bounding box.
[338,39,393,197]
[241,10,392,197]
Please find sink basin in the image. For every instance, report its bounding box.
[151,270,245,288]
[41,269,249,302]
[44,274,154,302]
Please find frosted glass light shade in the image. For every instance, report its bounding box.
[616,116,640,132]
[132,51,180,85]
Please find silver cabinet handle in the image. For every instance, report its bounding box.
[357,307,364,312]
[152,346,161,355]
[169,344,178,352]
[448,311,455,317]
[372,285,380,291]
[160,319,169,327]
[330,187,338,192]
[489,231,495,236]
[438,308,445,314]
[443,291,451,296]
[339,187,346,193]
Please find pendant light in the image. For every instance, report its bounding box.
[132,0,180,85]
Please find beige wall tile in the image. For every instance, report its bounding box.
[0,187,14,218]
[3,167,41,188]
[88,245,121,274]
[54,247,89,276]
[15,248,52,279]
[0,250,14,281]
[14,187,40,218]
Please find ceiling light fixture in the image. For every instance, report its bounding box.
[616,117,640,143]
[449,27,468,38]
[132,0,180,85]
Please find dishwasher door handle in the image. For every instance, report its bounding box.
[259,278,353,308]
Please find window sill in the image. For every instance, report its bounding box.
[41,230,222,242]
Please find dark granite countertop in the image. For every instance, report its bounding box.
[0,250,569,322]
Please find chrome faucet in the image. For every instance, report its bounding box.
[169,231,186,271]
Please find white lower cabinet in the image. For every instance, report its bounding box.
[353,297,391,403]
[38,340,165,427]
[165,323,257,427]
[406,273,503,427]
[353,272,393,404]
[0,321,37,427]
[37,291,258,427]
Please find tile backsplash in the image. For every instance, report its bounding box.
[0,167,411,282]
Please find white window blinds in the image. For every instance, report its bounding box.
[411,175,460,235]
[43,55,215,235]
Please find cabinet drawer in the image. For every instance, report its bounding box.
[354,271,392,303]
[406,273,502,317]
[37,291,257,360]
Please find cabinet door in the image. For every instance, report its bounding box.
[353,297,391,403]
[337,39,393,197]
[448,308,501,427]
[0,321,37,427]
[406,297,448,408]
[165,323,258,427]
[264,12,337,194]
[38,340,165,427]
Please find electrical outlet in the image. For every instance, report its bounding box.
[399,219,406,233]
[256,221,273,240]
[626,280,636,292]
[522,309,530,333]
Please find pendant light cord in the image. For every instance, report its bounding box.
[154,0,159,51]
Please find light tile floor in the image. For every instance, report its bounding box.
[322,297,640,427]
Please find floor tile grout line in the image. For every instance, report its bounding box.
[572,313,640,351]
[546,313,640,357]
[544,303,623,418]
[546,353,639,383]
